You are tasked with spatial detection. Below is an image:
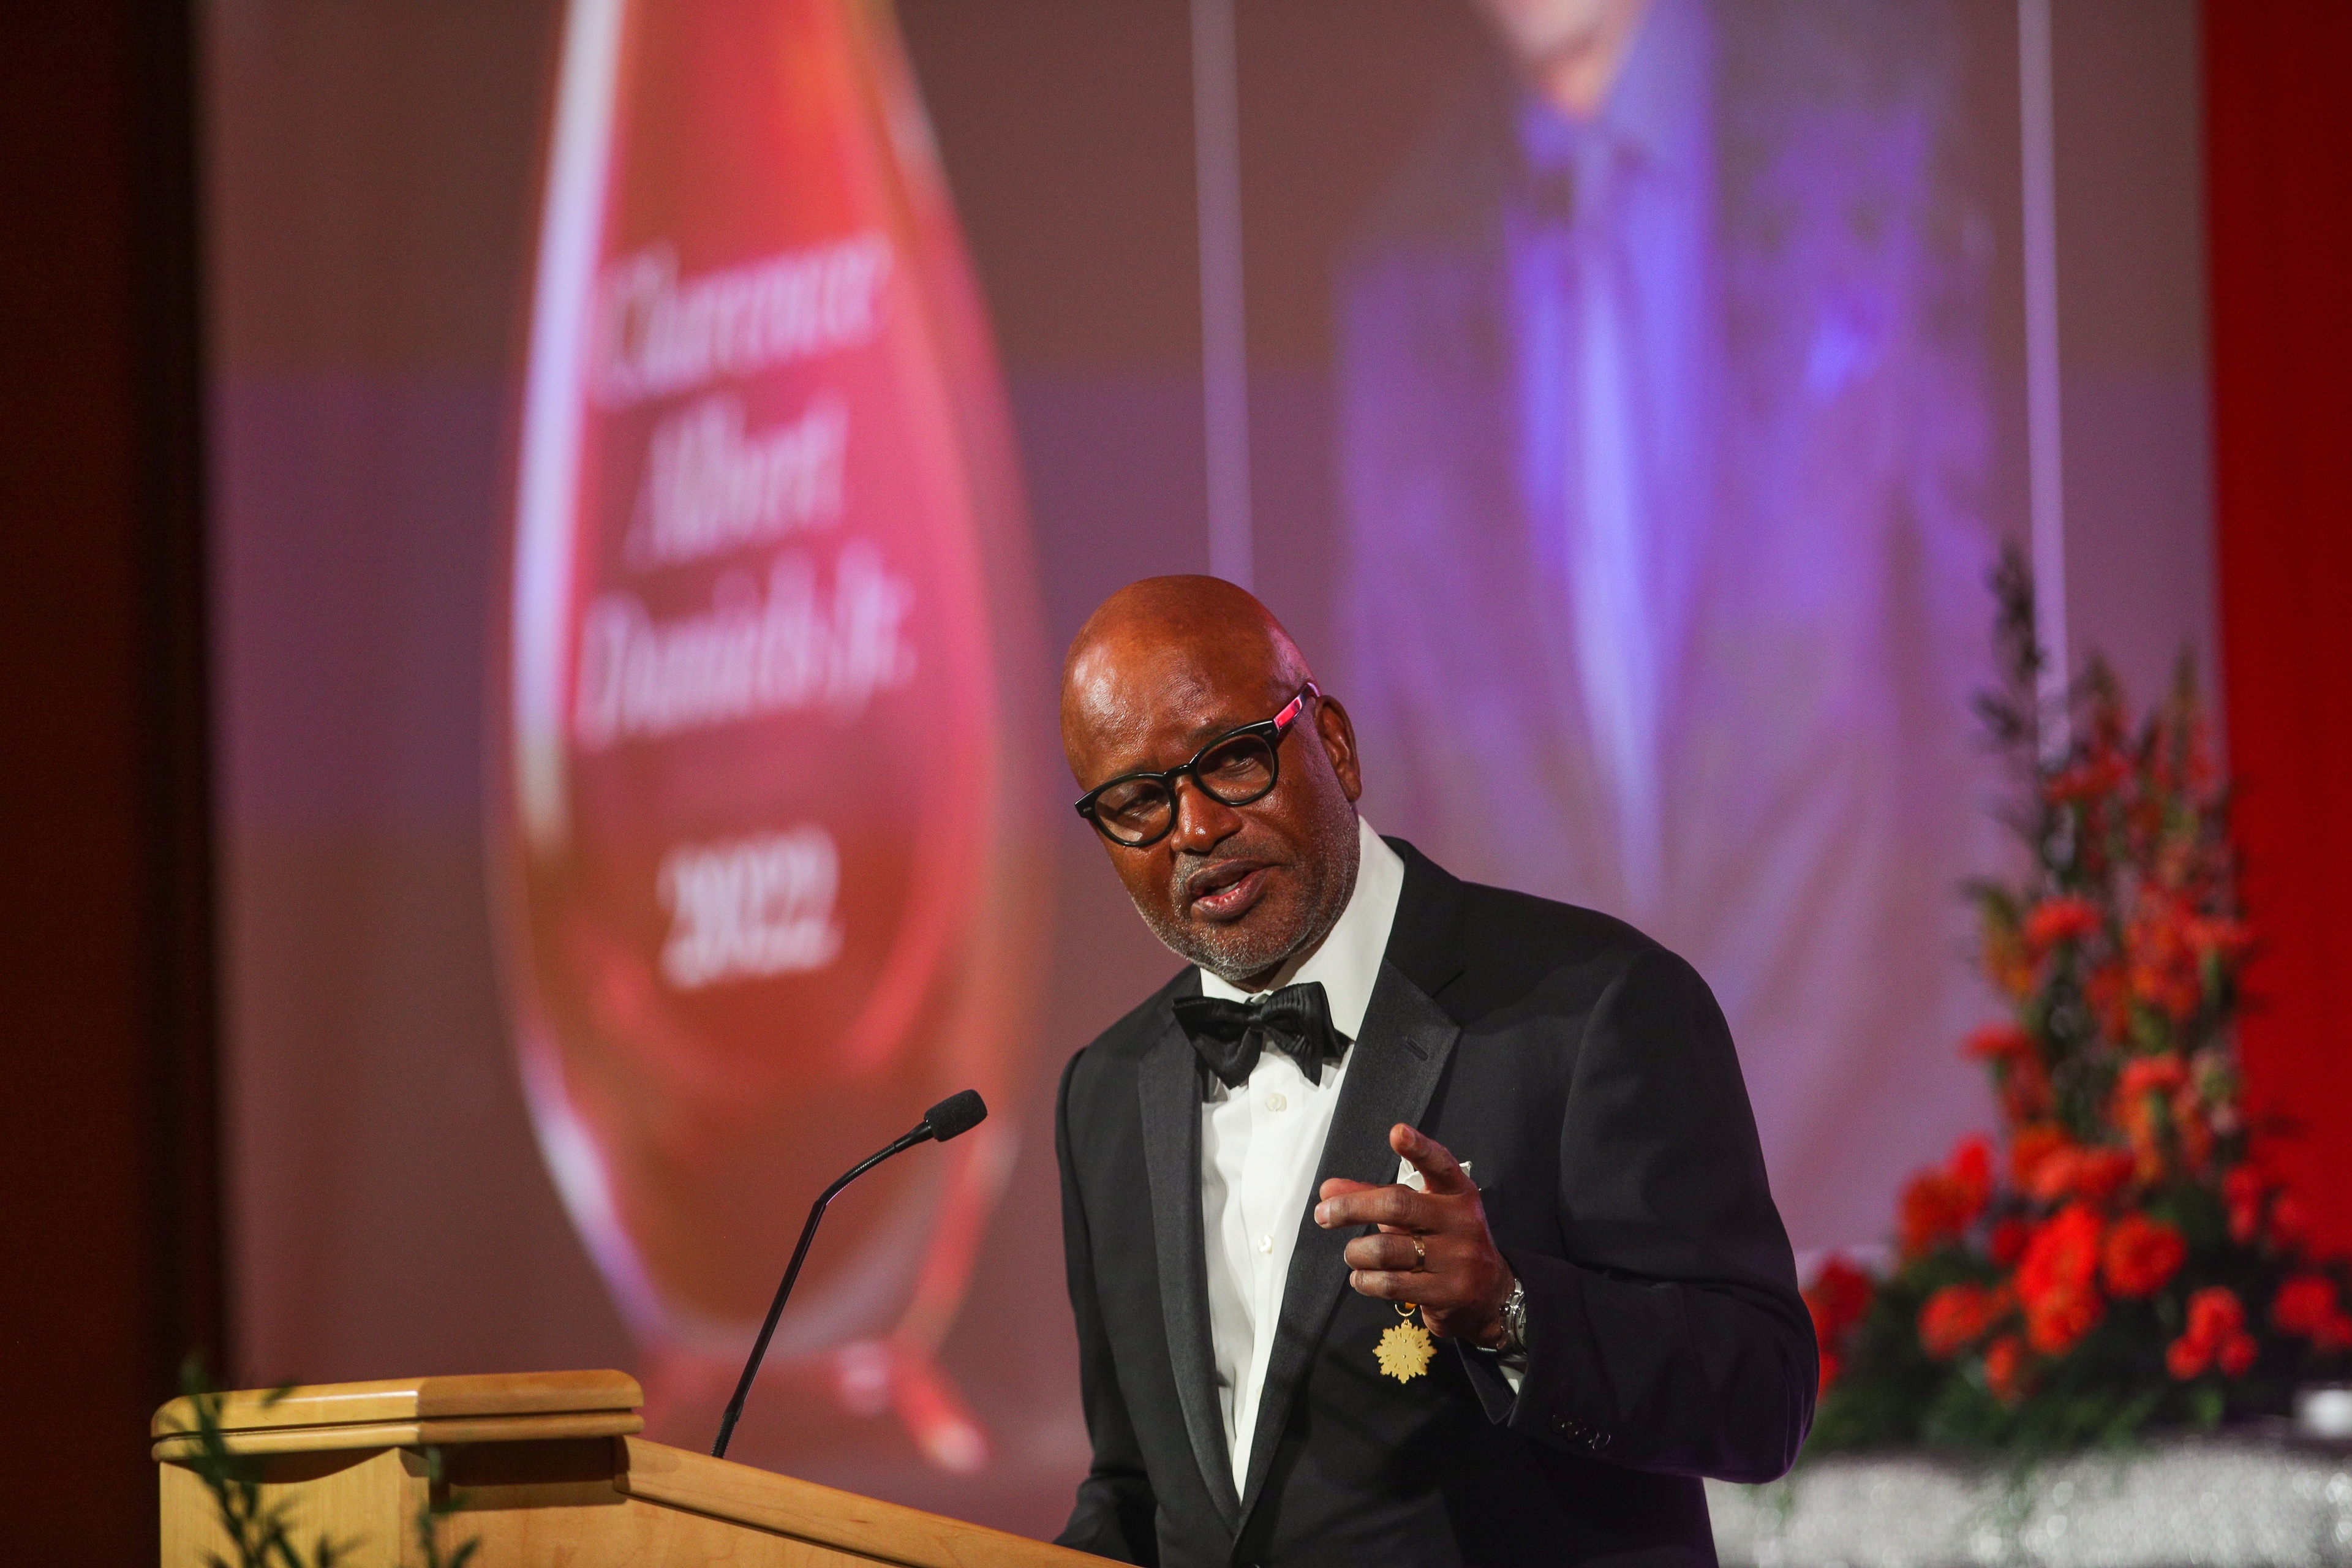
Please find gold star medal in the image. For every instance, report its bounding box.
[1377,1302,1436,1383]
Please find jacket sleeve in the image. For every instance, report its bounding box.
[1053,1050,1161,1562]
[1479,946,1818,1481]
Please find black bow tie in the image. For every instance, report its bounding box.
[1172,981,1348,1092]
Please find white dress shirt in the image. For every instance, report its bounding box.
[1196,815,1406,1490]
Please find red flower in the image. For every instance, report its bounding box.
[2224,1164,2269,1243]
[2026,1287,2104,1355]
[2271,1194,2311,1250]
[2187,1285,2246,1346]
[2083,961,2133,1042]
[2169,1285,2256,1379]
[2113,1054,2192,1179]
[1817,1348,1841,1397]
[2272,1275,2352,1351]
[1999,1057,2056,1124]
[2101,1214,2187,1299]
[1967,1023,2054,1122]
[2045,752,2128,805]
[1920,1282,2011,1360]
[1899,1136,1995,1257]
[2272,1275,2337,1335]
[2026,1142,2135,1206]
[1966,1023,2033,1062]
[1805,1256,1874,1348]
[1984,1333,2030,1404]
[2017,1204,2106,1355]
[1989,1218,2032,1267]
[2171,1081,2217,1178]
[1950,1136,1994,1208]
[2114,1053,2188,1106]
[2024,897,2105,953]
[2010,1123,2069,1189]
[2123,895,2245,1026]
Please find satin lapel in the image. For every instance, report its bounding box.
[1137,1004,1243,1529]
[1235,958,1461,1520]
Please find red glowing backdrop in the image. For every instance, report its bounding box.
[498,0,1047,1469]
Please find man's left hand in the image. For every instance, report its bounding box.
[1316,1123,1513,1348]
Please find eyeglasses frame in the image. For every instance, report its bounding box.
[1072,681,1322,848]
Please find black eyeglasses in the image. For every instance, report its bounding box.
[1074,683,1320,848]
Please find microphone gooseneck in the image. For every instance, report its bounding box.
[710,1089,989,1460]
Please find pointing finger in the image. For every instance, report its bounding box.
[1391,1123,1474,1196]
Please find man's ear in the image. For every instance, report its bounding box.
[1314,694,1363,803]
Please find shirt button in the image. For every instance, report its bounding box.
[1265,1091,1287,1112]
[1258,1234,1274,1254]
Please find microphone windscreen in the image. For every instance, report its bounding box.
[924,1089,988,1143]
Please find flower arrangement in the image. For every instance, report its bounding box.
[1806,549,2350,1454]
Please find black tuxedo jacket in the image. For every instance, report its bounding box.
[1054,840,1815,1567]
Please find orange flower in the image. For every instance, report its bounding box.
[2010,1123,2069,1189]
[2114,1053,2188,1107]
[2017,1204,2106,1355]
[2171,1083,2215,1178]
[2024,897,2105,953]
[2122,895,2244,1024]
[2100,1213,2187,1298]
[2114,1056,2189,1183]
[2027,1143,2135,1206]
[2082,961,2133,1042]
[1986,935,2038,1001]
[1984,1333,2030,1404]
[1920,1281,2011,1360]
[2124,898,2201,1021]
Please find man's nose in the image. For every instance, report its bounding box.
[1168,775,1243,851]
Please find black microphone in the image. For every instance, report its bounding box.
[710,1089,989,1459]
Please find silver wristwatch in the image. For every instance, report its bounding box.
[1497,1275,1528,1356]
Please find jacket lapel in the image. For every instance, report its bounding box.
[1137,988,1243,1529]
[1234,954,1461,1521]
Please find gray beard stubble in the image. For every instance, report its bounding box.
[1137,808,1362,988]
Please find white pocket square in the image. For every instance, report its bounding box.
[1397,1156,1469,1191]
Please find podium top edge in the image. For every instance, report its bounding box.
[150,1369,643,1439]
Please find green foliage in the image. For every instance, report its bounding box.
[166,1360,484,1567]
[164,1359,354,1568]
[414,1446,481,1568]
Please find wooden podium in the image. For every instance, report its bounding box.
[152,1370,1101,1566]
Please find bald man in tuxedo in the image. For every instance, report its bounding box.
[1052,576,1814,1567]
